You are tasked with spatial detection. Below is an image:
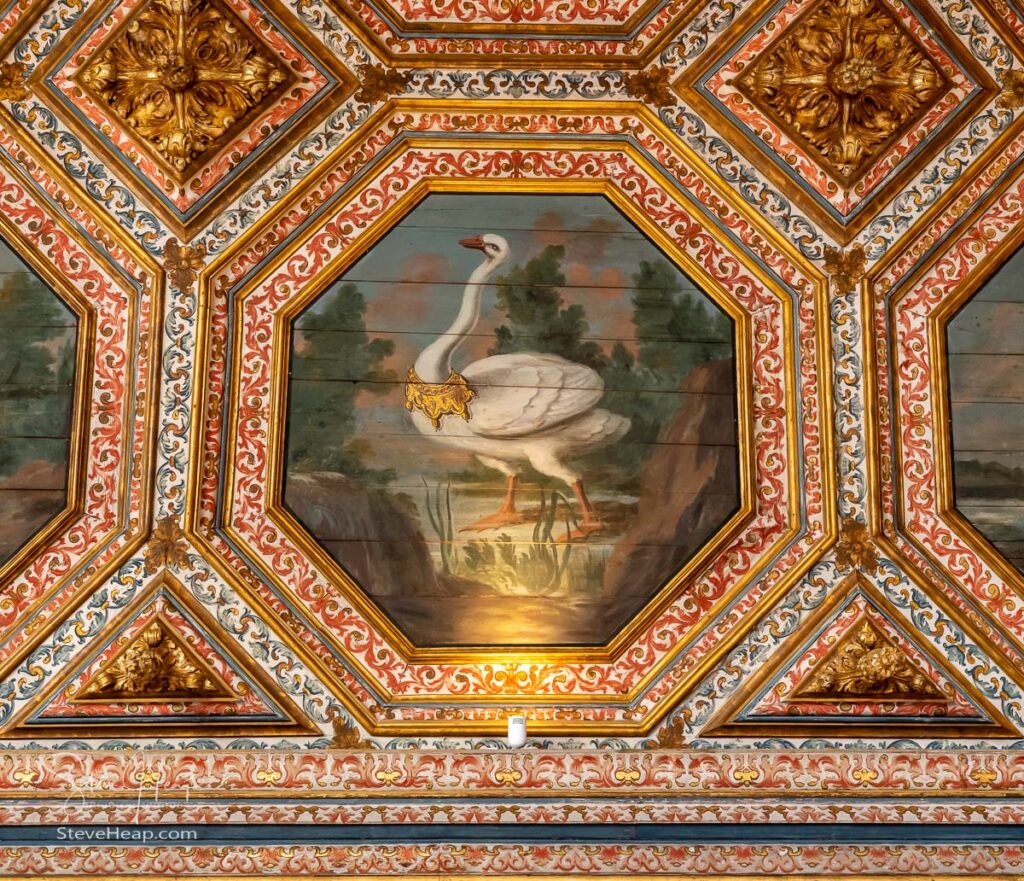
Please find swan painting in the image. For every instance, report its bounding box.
[404,234,630,539]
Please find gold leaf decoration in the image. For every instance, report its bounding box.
[144,515,190,574]
[354,64,412,105]
[622,67,675,107]
[76,0,292,176]
[330,716,372,749]
[835,518,880,574]
[792,618,944,699]
[823,245,867,296]
[997,69,1024,110]
[652,715,685,748]
[164,238,205,289]
[76,617,233,701]
[735,0,947,184]
[404,367,477,431]
[0,62,29,102]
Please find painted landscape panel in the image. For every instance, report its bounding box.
[283,194,739,647]
[0,237,77,566]
[949,244,1024,575]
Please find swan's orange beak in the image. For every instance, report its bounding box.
[459,235,487,251]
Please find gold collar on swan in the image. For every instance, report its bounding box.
[404,367,476,431]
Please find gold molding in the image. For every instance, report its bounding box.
[0,877,1014,881]
[704,573,1019,738]
[2,571,318,738]
[181,115,837,735]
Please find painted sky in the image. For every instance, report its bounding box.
[302,192,715,360]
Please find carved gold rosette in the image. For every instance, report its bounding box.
[792,619,944,700]
[76,617,233,701]
[404,367,477,431]
[76,0,292,177]
[735,0,947,184]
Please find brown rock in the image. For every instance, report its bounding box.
[284,471,440,597]
[601,358,739,620]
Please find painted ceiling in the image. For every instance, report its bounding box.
[1,0,1024,872]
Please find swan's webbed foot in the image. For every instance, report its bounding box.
[556,518,609,543]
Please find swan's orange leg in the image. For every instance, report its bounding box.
[459,475,530,532]
[558,479,607,542]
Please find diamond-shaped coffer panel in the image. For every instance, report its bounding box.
[948,243,1024,577]
[688,0,994,236]
[0,237,77,568]
[734,0,947,185]
[76,0,293,178]
[40,0,350,237]
[282,193,740,648]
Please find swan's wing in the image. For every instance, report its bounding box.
[462,353,605,437]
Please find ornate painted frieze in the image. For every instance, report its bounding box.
[1,0,1024,867]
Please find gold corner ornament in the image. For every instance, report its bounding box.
[404,367,476,431]
[835,517,880,574]
[823,244,867,296]
[354,64,413,105]
[330,716,372,749]
[164,238,205,289]
[622,67,675,107]
[76,0,292,176]
[76,617,233,701]
[144,515,190,574]
[735,0,946,184]
[792,619,944,699]
[0,62,29,102]
[997,68,1024,110]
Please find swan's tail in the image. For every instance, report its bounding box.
[553,408,631,450]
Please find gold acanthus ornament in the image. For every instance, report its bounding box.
[0,62,29,102]
[793,619,944,699]
[404,367,477,431]
[735,0,947,184]
[77,0,291,176]
[76,618,231,701]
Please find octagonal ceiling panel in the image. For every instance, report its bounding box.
[948,241,1024,577]
[192,118,831,734]
[282,192,740,647]
[0,150,158,715]
[0,235,77,570]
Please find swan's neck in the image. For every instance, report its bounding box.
[414,257,498,382]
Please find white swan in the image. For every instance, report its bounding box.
[404,233,630,537]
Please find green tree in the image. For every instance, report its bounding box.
[632,260,682,374]
[490,245,608,371]
[632,259,731,389]
[592,260,733,488]
[287,282,395,481]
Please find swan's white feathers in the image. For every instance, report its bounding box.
[462,353,606,438]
